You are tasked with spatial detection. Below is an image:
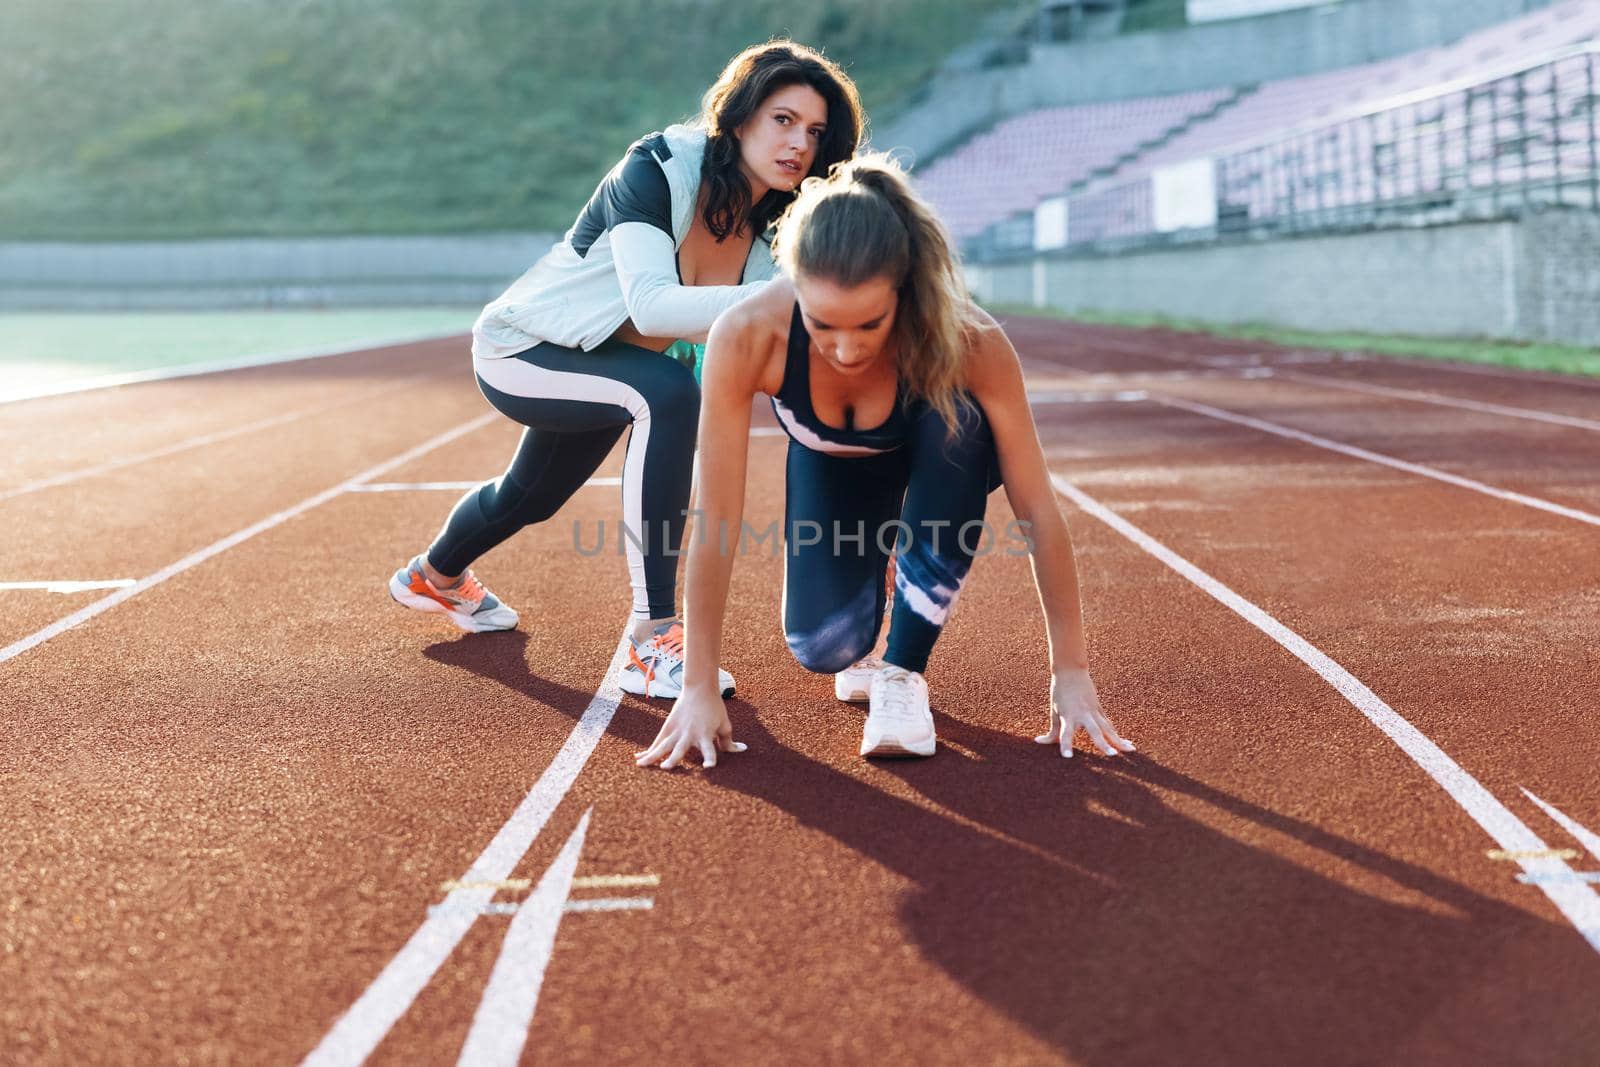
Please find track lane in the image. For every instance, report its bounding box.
[0,338,467,490]
[6,324,1598,1064]
[0,435,635,1063]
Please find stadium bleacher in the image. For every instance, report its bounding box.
[910,89,1237,240]
[922,0,1600,250]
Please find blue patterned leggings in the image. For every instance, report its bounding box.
[781,397,1004,675]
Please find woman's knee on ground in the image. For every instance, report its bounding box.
[783,578,880,674]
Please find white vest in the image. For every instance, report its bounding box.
[472,124,779,358]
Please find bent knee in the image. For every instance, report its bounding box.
[635,363,701,425]
[783,580,879,674]
[786,627,876,674]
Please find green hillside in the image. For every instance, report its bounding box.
[1,0,1023,240]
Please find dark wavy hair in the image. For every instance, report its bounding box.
[699,40,866,241]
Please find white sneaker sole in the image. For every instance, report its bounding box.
[617,670,735,700]
[834,674,872,703]
[860,732,937,758]
[388,574,519,633]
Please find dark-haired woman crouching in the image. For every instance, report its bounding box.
[388,41,865,701]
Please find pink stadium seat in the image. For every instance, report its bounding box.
[930,0,1600,244]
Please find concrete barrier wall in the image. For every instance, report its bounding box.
[881,0,1556,164]
[0,232,558,309]
[967,211,1600,346]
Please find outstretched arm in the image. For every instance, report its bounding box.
[636,298,774,769]
[965,310,1136,759]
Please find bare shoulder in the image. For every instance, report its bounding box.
[704,278,793,397]
[960,304,1023,394]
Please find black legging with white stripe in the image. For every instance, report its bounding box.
[427,339,698,620]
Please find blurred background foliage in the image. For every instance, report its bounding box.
[1,0,1023,239]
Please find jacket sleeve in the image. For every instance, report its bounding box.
[610,223,772,339]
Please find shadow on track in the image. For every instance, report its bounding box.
[706,708,1600,1065]
[420,631,746,752]
[416,631,1599,1063]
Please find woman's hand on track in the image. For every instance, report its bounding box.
[1035,668,1135,758]
[636,687,746,769]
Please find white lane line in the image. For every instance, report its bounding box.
[300,638,629,1067]
[0,580,136,593]
[349,476,621,493]
[570,873,658,889]
[455,810,592,1067]
[1279,371,1600,433]
[1029,390,1149,404]
[1050,472,1600,954]
[749,427,786,437]
[0,412,498,666]
[0,329,467,406]
[564,897,654,913]
[1523,789,1600,862]
[1153,395,1600,529]
[0,376,429,504]
[1487,848,1581,862]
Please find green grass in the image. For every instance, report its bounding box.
[1122,0,1188,33]
[985,304,1600,378]
[0,0,1025,241]
[0,309,475,393]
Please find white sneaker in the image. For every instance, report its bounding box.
[834,654,884,703]
[618,621,736,700]
[861,665,936,758]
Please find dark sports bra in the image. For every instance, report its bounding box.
[769,304,912,456]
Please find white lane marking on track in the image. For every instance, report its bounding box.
[0,412,498,666]
[570,873,658,889]
[1029,390,1148,404]
[1487,848,1581,862]
[0,329,467,406]
[1152,395,1600,529]
[1279,371,1600,433]
[1523,789,1600,862]
[564,897,654,913]
[1049,472,1600,954]
[349,476,621,493]
[300,638,629,1067]
[455,810,591,1067]
[749,426,786,437]
[0,580,136,593]
[0,376,429,504]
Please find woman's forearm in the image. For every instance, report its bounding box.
[1024,506,1091,672]
[682,499,740,692]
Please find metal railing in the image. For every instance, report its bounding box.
[968,42,1600,259]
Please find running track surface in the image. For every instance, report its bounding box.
[3,318,1597,1065]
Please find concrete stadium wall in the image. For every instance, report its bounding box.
[0,233,557,310]
[967,210,1600,346]
[881,0,1557,165]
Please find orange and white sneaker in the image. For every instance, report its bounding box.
[834,654,885,703]
[619,621,735,699]
[388,555,519,633]
[861,665,936,758]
